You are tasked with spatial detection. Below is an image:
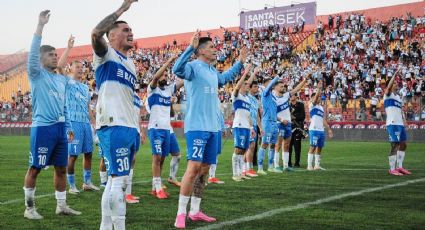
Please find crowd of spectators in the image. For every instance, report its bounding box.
[1,12,425,122]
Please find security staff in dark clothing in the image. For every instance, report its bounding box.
[289,94,306,167]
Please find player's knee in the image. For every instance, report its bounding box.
[54,166,67,175]
[84,153,92,159]
[28,167,41,177]
[199,164,210,175]
[399,142,407,151]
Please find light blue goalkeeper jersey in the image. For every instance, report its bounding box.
[172,45,243,132]
[27,35,70,128]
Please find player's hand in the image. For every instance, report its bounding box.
[328,130,334,138]
[238,46,248,63]
[120,0,138,12]
[38,10,51,26]
[67,35,75,49]
[244,64,252,73]
[259,129,264,137]
[190,30,200,49]
[168,53,178,62]
[282,120,289,125]
[67,130,75,143]
[253,67,261,77]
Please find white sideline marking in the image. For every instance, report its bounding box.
[195,178,425,230]
[2,170,423,206]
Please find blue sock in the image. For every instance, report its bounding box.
[268,149,275,168]
[258,147,266,170]
[83,169,91,184]
[67,174,75,188]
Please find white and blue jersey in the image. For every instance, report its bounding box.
[66,80,93,155]
[276,92,292,139]
[173,45,242,163]
[384,93,407,142]
[146,83,175,156]
[261,77,279,144]
[309,102,325,148]
[232,92,252,150]
[93,47,139,176]
[27,35,69,168]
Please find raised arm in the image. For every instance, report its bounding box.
[264,76,280,96]
[312,80,323,105]
[385,68,400,96]
[151,55,177,89]
[91,0,137,57]
[57,35,75,75]
[290,73,311,95]
[172,31,199,80]
[218,47,247,85]
[28,10,50,78]
[233,64,252,97]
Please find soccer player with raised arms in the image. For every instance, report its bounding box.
[91,0,139,229]
[23,10,81,220]
[172,31,247,228]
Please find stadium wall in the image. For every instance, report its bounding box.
[1,122,424,143]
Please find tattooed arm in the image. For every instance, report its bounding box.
[91,0,138,57]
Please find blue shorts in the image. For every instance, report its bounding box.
[170,133,180,154]
[97,126,139,176]
[68,122,93,156]
[261,124,278,145]
[278,123,292,139]
[217,131,222,155]
[29,123,68,169]
[233,127,250,150]
[249,126,258,143]
[148,129,171,157]
[309,130,325,148]
[186,131,218,165]
[387,125,407,142]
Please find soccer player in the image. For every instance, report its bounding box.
[307,80,334,171]
[146,55,182,199]
[172,32,247,228]
[257,76,280,175]
[91,0,139,229]
[231,65,256,181]
[274,75,309,172]
[23,10,81,219]
[57,36,100,194]
[384,70,411,176]
[246,76,262,177]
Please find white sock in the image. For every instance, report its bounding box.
[274,150,280,168]
[249,162,253,169]
[100,171,107,184]
[232,153,238,177]
[240,155,246,173]
[307,153,314,168]
[283,152,289,168]
[246,162,250,171]
[177,194,190,215]
[169,155,180,180]
[55,191,66,208]
[189,196,202,215]
[24,187,35,209]
[315,154,321,168]
[110,176,127,229]
[389,155,397,171]
[101,177,113,230]
[396,151,405,168]
[125,169,133,195]
[153,177,162,192]
[209,164,217,178]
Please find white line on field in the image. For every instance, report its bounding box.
[195,178,425,230]
[2,169,424,206]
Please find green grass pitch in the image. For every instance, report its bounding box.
[0,136,424,229]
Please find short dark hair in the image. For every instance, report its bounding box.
[195,37,213,55]
[106,21,128,38]
[250,81,259,88]
[40,45,55,54]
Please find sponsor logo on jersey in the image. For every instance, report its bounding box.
[38,147,48,154]
[193,139,204,145]
[116,148,129,155]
